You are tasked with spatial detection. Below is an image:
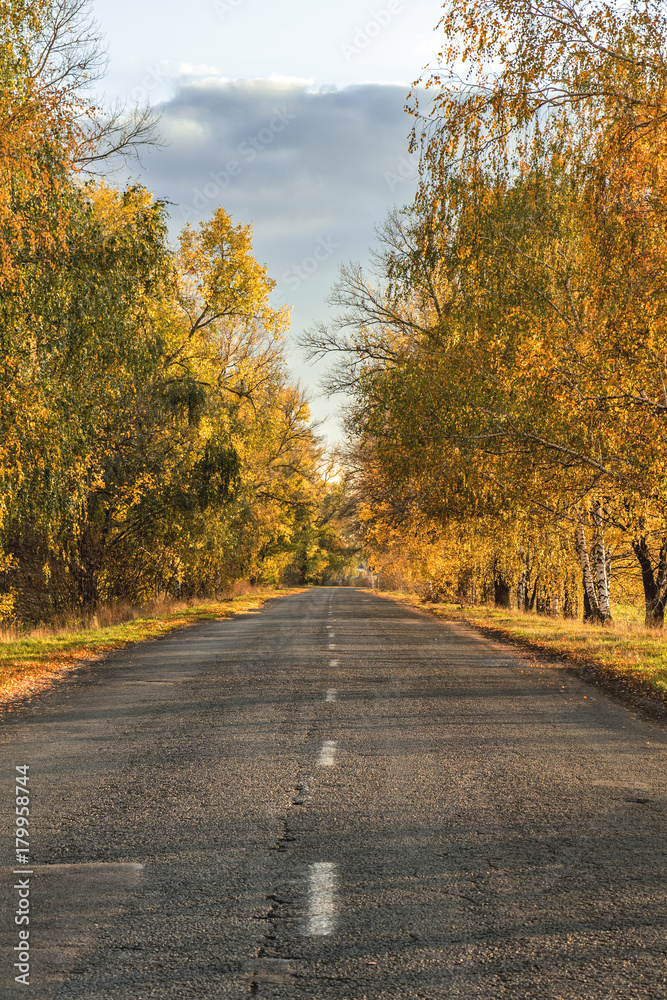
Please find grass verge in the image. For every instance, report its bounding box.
[0,590,303,709]
[379,591,667,711]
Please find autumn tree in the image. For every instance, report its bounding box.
[0,182,347,617]
[302,0,667,624]
[0,0,348,619]
[307,155,666,622]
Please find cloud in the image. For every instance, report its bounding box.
[141,77,421,243]
[129,76,424,436]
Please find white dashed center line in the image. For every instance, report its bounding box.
[317,740,337,766]
[307,862,337,936]
[329,659,338,667]
[325,689,337,702]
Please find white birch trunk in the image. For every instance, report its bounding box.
[591,501,612,622]
[517,572,526,611]
[574,522,601,620]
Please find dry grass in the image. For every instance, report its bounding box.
[379,591,667,703]
[0,589,304,709]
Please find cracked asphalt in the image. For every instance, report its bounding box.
[1,587,666,999]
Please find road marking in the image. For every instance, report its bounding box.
[307,862,337,935]
[318,740,336,766]
[328,643,336,649]
[325,689,337,702]
[329,659,338,667]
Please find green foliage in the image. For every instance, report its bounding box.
[0,3,349,619]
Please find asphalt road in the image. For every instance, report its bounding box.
[1,587,666,999]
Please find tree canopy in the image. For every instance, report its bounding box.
[0,0,354,621]
[306,0,667,626]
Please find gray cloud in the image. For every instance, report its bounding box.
[144,78,420,236]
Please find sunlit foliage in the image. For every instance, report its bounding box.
[307,0,667,627]
[0,1,351,621]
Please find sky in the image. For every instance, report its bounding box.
[90,0,444,439]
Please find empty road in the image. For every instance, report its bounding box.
[1,588,666,999]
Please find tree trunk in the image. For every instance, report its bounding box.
[583,587,593,623]
[605,549,612,603]
[494,575,511,608]
[632,536,667,628]
[574,522,602,623]
[563,571,576,618]
[517,572,526,612]
[528,577,539,611]
[591,501,612,623]
[518,552,532,611]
